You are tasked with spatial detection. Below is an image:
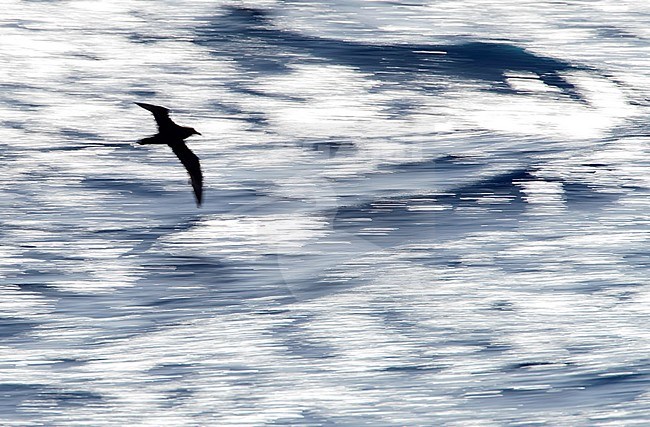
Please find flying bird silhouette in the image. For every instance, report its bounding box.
[135,102,203,206]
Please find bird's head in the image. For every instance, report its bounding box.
[190,128,202,136]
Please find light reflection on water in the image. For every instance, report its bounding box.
[1,0,650,425]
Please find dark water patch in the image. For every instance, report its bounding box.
[13,280,81,300]
[578,371,647,389]
[142,255,234,282]
[334,162,631,248]
[276,333,336,360]
[0,383,102,416]
[479,342,513,354]
[380,98,424,117]
[15,282,52,294]
[82,176,169,199]
[580,163,611,169]
[0,383,43,415]
[623,251,650,269]
[2,120,26,130]
[194,8,292,76]
[308,140,356,158]
[122,219,204,256]
[380,153,486,174]
[611,290,638,302]
[490,300,515,312]
[0,383,41,394]
[35,389,104,407]
[132,270,291,317]
[467,369,648,412]
[373,307,423,335]
[196,6,588,101]
[0,317,38,339]
[50,358,87,369]
[0,83,47,112]
[220,184,274,201]
[563,182,620,209]
[224,81,306,102]
[443,334,496,350]
[503,374,645,408]
[130,88,159,98]
[128,33,173,44]
[574,279,640,295]
[0,19,40,30]
[273,410,343,427]
[67,51,102,61]
[510,361,570,370]
[160,388,194,408]
[216,189,310,216]
[210,99,246,115]
[146,295,206,308]
[575,24,641,40]
[148,363,195,381]
[334,169,532,246]
[136,254,298,308]
[251,308,291,316]
[382,364,443,373]
[4,98,43,111]
[209,99,270,127]
[270,315,338,360]
[59,128,102,141]
[202,6,271,40]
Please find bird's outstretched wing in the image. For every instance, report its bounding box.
[170,142,203,206]
[135,102,175,130]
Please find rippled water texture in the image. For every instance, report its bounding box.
[2,0,650,425]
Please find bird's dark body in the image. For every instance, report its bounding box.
[137,124,198,144]
[135,102,203,206]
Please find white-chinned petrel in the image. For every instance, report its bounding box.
[135,102,203,206]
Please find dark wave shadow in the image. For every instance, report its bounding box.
[334,168,531,246]
[332,164,621,247]
[82,176,169,199]
[0,383,104,419]
[195,6,587,101]
[0,317,38,339]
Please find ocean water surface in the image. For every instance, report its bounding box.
[1,0,650,425]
